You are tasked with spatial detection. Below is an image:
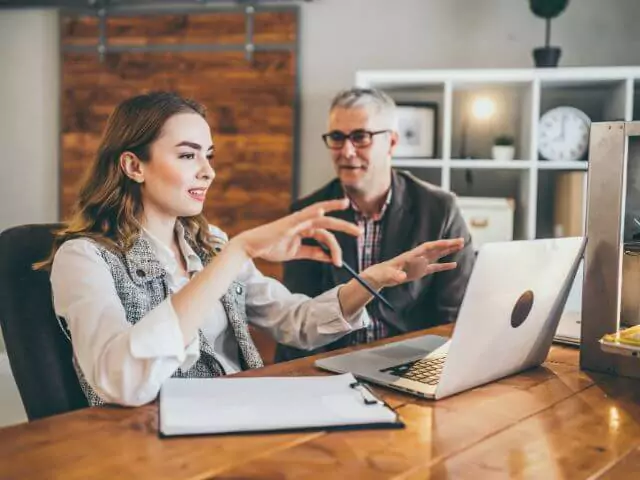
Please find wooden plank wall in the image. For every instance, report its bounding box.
[61,11,297,363]
[60,11,297,283]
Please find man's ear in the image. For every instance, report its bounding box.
[120,152,145,184]
[388,130,399,156]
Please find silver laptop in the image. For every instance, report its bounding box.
[315,237,586,400]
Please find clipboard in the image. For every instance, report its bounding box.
[159,373,403,437]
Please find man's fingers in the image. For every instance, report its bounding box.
[425,245,465,262]
[406,238,464,261]
[425,262,457,274]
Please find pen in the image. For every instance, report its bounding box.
[317,243,396,312]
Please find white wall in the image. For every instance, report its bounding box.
[0,9,59,233]
[298,0,640,196]
[2,2,639,215]
[0,9,59,351]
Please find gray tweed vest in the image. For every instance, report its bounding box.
[69,229,264,406]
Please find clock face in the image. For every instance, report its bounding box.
[538,107,591,162]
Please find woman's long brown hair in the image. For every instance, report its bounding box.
[36,92,217,270]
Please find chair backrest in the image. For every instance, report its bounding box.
[0,224,87,421]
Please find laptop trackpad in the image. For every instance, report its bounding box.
[315,335,450,374]
[368,335,448,359]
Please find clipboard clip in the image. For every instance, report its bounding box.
[350,381,383,406]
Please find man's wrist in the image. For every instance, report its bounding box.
[360,270,385,291]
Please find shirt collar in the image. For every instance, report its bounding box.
[141,222,203,276]
[346,187,393,222]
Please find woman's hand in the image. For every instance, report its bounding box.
[361,238,466,290]
[231,198,361,266]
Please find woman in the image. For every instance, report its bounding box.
[44,92,463,407]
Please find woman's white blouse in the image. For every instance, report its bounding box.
[50,229,370,406]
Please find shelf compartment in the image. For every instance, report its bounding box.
[402,167,442,187]
[384,84,445,159]
[451,82,533,162]
[633,80,640,121]
[622,136,640,242]
[457,196,515,250]
[539,80,628,123]
[536,170,586,239]
[450,168,530,241]
[538,80,628,161]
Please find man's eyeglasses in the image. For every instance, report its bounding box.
[322,129,390,150]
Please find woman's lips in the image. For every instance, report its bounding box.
[187,189,206,202]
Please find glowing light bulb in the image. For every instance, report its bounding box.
[472,97,496,120]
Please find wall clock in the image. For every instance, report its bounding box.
[538,106,591,162]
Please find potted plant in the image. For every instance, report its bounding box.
[529,0,569,68]
[492,135,515,161]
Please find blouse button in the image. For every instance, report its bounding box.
[135,268,145,278]
[236,285,243,295]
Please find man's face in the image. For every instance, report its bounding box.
[327,107,397,195]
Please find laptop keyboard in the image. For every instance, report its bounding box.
[380,353,447,385]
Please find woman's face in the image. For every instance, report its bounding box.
[138,112,215,220]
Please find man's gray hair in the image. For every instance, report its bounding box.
[330,88,397,129]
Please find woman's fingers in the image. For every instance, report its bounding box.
[309,228,343,266]
[311,216,362,237]
[295,198,350,223]
[295,245,334,264]
[292,199,360,237]
[292,228,343,266]
[290,212,362,239]
[294,230,342,266]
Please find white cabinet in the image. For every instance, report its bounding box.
[457,197,514,250]
[356,66,640,241]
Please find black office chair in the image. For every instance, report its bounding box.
[0,223,88,421]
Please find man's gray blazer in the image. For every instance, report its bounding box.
[275,169,476,362]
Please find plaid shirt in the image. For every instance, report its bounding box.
[347,188,393,344]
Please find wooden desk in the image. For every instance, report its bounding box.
[0,325,639,479]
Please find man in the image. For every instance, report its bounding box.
[275,87,475,362]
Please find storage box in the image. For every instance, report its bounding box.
[456,197,515,249]
[554,172,586,237]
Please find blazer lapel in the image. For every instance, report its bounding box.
[321,182,359,285]
[331,206,359,284]
[381,170,415,262]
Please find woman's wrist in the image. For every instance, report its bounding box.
[225,235,255,261]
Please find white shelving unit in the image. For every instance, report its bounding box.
[356,66,640,241]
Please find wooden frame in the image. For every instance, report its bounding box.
[394,101,438,159]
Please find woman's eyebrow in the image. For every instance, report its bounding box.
[175,141,214,151]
